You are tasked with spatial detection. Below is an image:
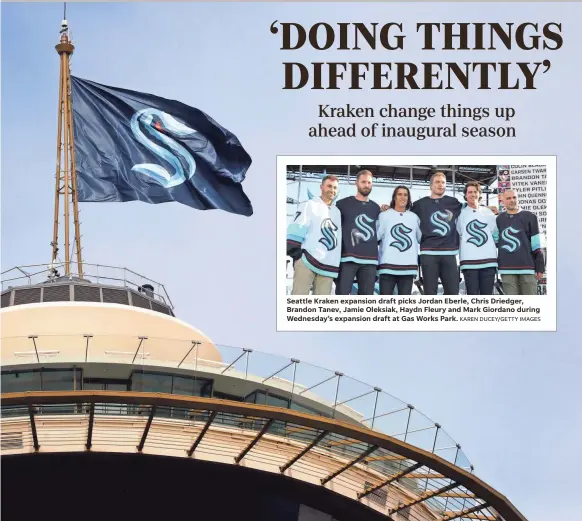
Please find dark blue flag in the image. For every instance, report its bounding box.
[71,76,253,216]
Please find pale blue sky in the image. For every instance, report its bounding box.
[2,3,581,520]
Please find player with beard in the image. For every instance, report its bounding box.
[334,170,381,295]
[411,171,463,295]
[496,189,545,295]
[287,175,342,295]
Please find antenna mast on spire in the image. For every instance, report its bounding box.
[52,6,83,278]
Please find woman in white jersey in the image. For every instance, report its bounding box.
[377,186,421,295]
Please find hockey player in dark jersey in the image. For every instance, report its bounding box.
[334,170,381,295]
[496,189,545,295]
[411,171,463,295]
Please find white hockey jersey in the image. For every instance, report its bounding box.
[456,205,498,270]
[377,209,421,276]
[287,198,342,279]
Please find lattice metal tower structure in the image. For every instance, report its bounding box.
[51,12,83,278]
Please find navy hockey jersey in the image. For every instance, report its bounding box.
[496,210,545,275]
[335,196,381,264]
[456,205,498,270]
[377,209,422,276]
[287,198,342,278]
[411,196,463,255]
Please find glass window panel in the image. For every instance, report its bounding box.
[179,376,212,397]
[130,373,144,391]
[131,372,172,393]
[172,375,196,396]
[41,370,75,391]
[199,379,212,398]
[83,381,105,390]
[107,383,129,392]
[84,380,129,391]
[244,391,258,404]
[254,391,267,405]
[265,393,289,408]
[290,401,320,417]
[213,391,242,401]
[1,373,16,393]
[1,371,41,393]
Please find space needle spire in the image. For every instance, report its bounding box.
[51,2,83,278]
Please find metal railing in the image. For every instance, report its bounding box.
[0,391,526,521]
[1,262,173,308]
[2,334,473,475]
[286,167,499,191]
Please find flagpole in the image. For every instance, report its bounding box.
[51,52,64,271]
[67,71,84,277]
[53,13,83,278]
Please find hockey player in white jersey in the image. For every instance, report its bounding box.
[377,186,422,295]
[457,182,498,295]
[287,175,342,295]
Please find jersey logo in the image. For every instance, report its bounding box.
[501,226,521,253]
[430,210,453,237]
[389,223,413,252]
[351,214,375,246]
[319,218,339,251]
[466,220,489,247]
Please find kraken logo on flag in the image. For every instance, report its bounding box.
[319,218,339,251]
[351,214,375,246]
[430,210,453,236]
[501,226,521,252]
[130,108,199,188]
[466,220,489,247]
[389,223,413,252]
[70,76,253,216]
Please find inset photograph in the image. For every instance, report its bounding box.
[277,156,556,332]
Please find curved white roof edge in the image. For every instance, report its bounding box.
[1,301,201,334]
[0,302,222,365]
